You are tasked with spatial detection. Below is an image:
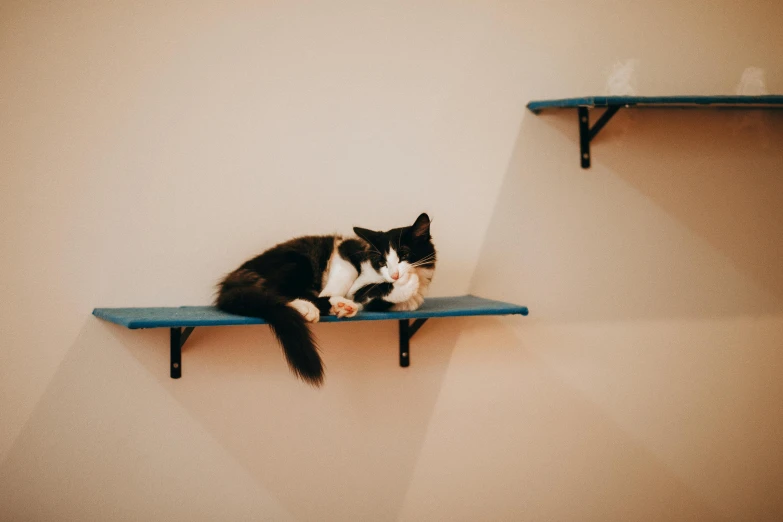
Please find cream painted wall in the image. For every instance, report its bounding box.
[1,1,781,520]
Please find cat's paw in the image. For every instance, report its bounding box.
[329,296,361,318]
[288,299,320,323]
[391,293,425,311]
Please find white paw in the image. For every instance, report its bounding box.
[329,296,361,318]
[391,293,425,311]
[288,299,320,323]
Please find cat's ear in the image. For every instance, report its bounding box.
[354,227,383,247]
[411,213,431,240]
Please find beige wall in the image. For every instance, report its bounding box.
[1,1,782,520]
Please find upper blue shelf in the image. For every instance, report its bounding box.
[527,95,783,168]
[93,295,529,329]
[527,95,783,113]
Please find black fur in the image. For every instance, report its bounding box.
[353,282,394,303]
[216,278,325,385]
[337,238,367,273]
[215,236,339,386]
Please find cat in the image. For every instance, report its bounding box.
[215,213,436,386]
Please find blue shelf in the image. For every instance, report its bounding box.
[527,95,783,113]
[526,95,783,168]
[93,295,528,329]
[93,295,529,378]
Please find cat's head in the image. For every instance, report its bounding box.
[354,213,436,283]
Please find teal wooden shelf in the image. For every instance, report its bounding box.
[527,95,783,113]
[526,95,783,168]
[93,295,529,378]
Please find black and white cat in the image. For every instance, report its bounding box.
[216,213,436,386]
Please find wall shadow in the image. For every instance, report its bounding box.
[397,318,733,521]
[0,320,297,522]
[471,109,783,322]
[110,315,461,522]
[600,108,783,301]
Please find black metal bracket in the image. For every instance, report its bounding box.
[578,105,621,168]
[168,319,429,378]
[398,318,428,367]
[170,326,195,378]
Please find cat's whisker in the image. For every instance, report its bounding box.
[409,254,436,268]
[412,254,436,264]
[396,255,436,280]
[415,252,437,262]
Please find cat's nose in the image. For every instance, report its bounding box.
[391,271,400,280]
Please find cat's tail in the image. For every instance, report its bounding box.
[216,275,324,386]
